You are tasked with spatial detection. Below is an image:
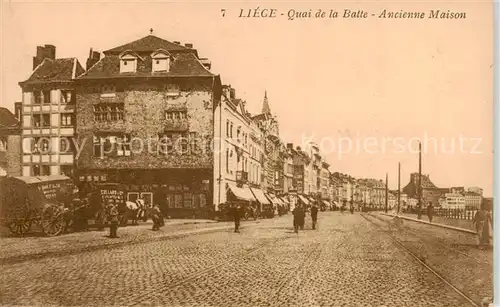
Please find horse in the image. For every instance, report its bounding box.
[124,199,145,225]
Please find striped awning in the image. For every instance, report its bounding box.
[227,184,256,202]
[250,188,270,205]
[298,195,310,205]
[323,200,330,206]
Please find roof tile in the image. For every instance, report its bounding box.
[104,35,189,54]
[79,52,213,79]
[20,58,82,84]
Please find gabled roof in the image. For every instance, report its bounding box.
[0,107,19,129]
[19,58,84,85]
[78,52,213,79]
[104,35,190,55]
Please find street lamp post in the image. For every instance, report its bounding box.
[397,162,401,215]
[385,173,388,213]
[417,141,422,219]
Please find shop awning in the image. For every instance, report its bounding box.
[227,184,256,202]
[266,193,280,205]
[323,200,330,206]
[280,197,289,204]
[333,201,340,206]
[298,195,310,205]
[250,188,270,205]
[276,197,285,206]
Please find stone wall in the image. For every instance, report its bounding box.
[76,78,216,170]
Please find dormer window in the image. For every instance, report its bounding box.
[119,51,139,73]
[151,50,171,72]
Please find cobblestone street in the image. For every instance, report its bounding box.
[0,212,492,307]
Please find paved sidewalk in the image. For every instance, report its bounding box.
[399,212,477,232]
[381,212,487,237]
[0,219,232,262]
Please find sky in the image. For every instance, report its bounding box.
[0,1,494,196]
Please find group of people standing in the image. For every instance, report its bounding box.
[107,200,165,238]
[292,203,318,233]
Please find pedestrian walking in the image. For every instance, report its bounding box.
[231,203,242,233]
[292,204,304,233]
[108,203,119,238]
[299,204,306,230]
[310,204,318,230]
[426,202,434,223]
[473,203,493,249]
[151,204,163,231]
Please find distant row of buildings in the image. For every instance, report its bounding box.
[0,32,490,216]
[328,172,489,210]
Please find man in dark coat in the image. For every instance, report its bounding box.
[310,204,319,230]
[231,204,242,233]
[426,202,434,223]
[292,204,304,233]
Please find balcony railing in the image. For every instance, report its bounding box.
[236,170,248,184]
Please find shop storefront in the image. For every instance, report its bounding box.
[76,169,213,219]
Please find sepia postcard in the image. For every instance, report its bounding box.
[0,0,496,306]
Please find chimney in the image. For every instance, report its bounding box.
[173,41,181,45]
[287,143,294,150]
[85,48,101,71]
[199,58,211,70]
[32,45,56,70]
[229,88,236,100]
[184,43,193,48]
[44,44,56,60]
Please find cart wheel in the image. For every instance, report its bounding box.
[41,205,65,236]
[8,218,32,236]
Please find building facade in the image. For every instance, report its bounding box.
[18,45,83,177]
[464,191,482,210]
[75,34,221,217]
[319,161,330,200]
[442,193,466,209]
[213,85,269,211]
[252,93,281,194]
[0,108,22,176]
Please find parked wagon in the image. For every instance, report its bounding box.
[0,175,78,236]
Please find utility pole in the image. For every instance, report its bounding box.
[417,141,422,219]
[397,162,401,215]
[385,173,388,213]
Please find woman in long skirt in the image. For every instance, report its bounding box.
[473,203,493,249]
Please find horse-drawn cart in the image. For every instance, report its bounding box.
[0,175,77,236]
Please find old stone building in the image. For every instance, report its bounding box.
[18,45,83,177]
[75,33,221,218]
[0,108,21,176]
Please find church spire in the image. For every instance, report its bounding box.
[261,90,271,114]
